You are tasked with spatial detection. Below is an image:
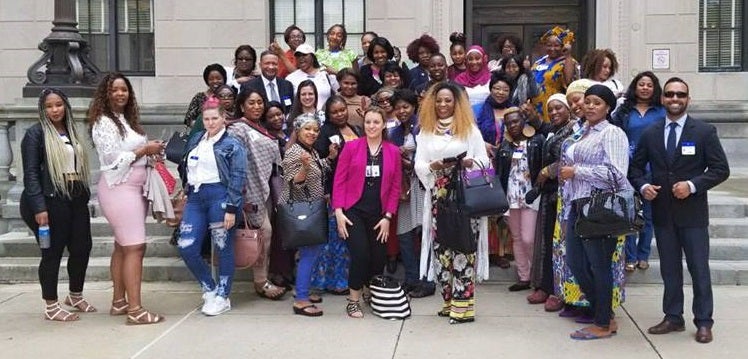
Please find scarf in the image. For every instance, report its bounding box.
[454,46,491,88]
[436,117,454,136]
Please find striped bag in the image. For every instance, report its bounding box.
[369,275,411,320]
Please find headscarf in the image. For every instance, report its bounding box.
[546,93,569,109]
[455,45,491,88]
[584,84,617,114]
[541,26,575,46]
[293,112,321,129]
[566,78,596,95]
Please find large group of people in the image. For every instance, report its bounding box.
[19,24,729,344]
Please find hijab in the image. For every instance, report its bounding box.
[454,46,491,88]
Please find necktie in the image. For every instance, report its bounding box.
[666,122,678,161]
[268,82,280,103]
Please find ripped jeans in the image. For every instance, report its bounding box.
[178,183,236,298]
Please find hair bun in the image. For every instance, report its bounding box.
[202,96,221,111]
[449,32,466,45]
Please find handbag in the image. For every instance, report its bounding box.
[369,275,411,320]
[435,163,477,253]
[212,210,262,268]
[165,189,186,228]
[459,161,509,217]
[573,168,645,239]
[164,129,189,165]
[154,160,177,195]
[276,184,328,249]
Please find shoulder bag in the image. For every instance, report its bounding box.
[435,160,477,253]
[276,183,328,249]
[165,129,189,165]
[573,168,645,239]
[211,210,262,268]
[459,160,509,217]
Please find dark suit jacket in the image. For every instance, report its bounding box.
[240,76,294,113]
[628,115,729,227]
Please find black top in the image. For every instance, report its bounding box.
[351,150,383,216]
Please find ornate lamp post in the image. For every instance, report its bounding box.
[22,0,101,98]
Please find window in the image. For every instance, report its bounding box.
[699,0,746,71]
[76,0,155,75]
[270,0,366,50]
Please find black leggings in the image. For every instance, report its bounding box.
[345,208,386,291]
[20,186,92,301]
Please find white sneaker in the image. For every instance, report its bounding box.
[203,296,231,316]
[201,290,217,314]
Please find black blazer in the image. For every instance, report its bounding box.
[20,123,90,214]
[494,133,545,194]
[357,64,383,97]
[629,116,729,227]
[240,76,294,113]
[314,122,363,194]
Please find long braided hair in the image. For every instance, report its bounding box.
[38,88,91,198]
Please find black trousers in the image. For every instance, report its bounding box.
[20,184,92,301]
[345,208,386,291]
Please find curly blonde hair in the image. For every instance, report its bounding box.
[417,82,475,140]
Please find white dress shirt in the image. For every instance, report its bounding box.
[187,128,224,191]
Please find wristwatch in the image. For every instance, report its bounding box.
[382,213,393,221]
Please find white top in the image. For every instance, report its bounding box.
[187,128,224,190]
[601,78,625,98]
[91,114,147,187]
[286,69,340,111]
[464,83,490,107]
[59,134,76,173]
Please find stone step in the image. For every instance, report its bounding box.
[0,232,178,258]
[709,217,748,238]
[0,257,255,283]
[646,238,748,261]
[485,259,748,286]
[708,195,748,218]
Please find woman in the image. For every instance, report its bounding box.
[499,54,538,106]
[89,73,165,324]
[311,95,360,295]
[447,32,467,81]
[288,80,323,128]
[475,74,515,156]
[566,79,596,121]
[270,25,305,79]
[380,61,409,90]
[581,49,624,98]
[526,94,580,310]
[406,34,440,92]
[287,43,338,111]
[183,63,227,128]
[414,82,490,324]
[495,108,544,292]
[226,45,258,91]
[177,97,247,316]
[488,34,523,72]
[20,88,94,321]
[337,68,369,127]
[264,100,290,155]
[190,84,237,135]
[315,24,358,76]
[358,36,395,97]
[227,89,287,300]
[413,53,449,96]
[531,26,579,122]
[559,84,630,339]
[455,45,492,106]
[353,31,379,70]
[611,71,664,272]
[282,113,335,316]
[333,106,402,318]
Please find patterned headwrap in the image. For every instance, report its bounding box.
[541,26,575,46]
[293,112,321,129]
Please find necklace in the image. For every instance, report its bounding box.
[436,117,454,136]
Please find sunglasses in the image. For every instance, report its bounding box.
[663,91,688,98]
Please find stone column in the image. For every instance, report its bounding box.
[0,122,12,181]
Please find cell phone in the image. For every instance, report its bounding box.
[443,156,458,164]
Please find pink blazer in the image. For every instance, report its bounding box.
[331,138,402,215]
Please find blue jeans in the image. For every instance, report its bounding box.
[625,200,653,262]
[398,228,420,285]
[295,244,322,301]
[178,183,236,298]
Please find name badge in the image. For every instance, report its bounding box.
[366,165,380,177]
[512,150,523,160]
[187,155,199,167]
[682,142,696,155]
[283,97,292,106]
[329,135,341,145]
[386,120,399,129]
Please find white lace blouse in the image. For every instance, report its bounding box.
[91,114,147,187]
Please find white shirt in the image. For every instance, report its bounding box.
[59,134,76,173]
[286,69,340,111]
[187,128,224,190]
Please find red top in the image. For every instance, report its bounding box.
[277,49,297,79]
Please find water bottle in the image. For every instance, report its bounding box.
[38,225,51,249]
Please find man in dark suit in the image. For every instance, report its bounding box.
[629,77,729,344]
[240,50,294,113]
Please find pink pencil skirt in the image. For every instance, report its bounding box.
[97,166,148,246]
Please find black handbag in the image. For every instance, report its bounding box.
[573,168,645,239]
[276,184,328,249]
[459,161,509,217]
[435,163,477,253]
[164,130,189,164]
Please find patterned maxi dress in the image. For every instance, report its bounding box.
[531,56,578,122]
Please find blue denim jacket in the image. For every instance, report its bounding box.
[178,130,247,213]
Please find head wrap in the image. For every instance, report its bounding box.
[454,45,491,88]
[293,112,321,129]
[585,84,617,114]
[546,93,570,109]
[541,26,575,46]
[566,78,596,95]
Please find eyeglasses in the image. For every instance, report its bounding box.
[216,94,235,100]
[663,91,688,99]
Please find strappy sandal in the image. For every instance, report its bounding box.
[346,298,364,319]
[110,298,128,316]
[44,302,79,322]
[64,294,97,313]
[254,281,287,300]
[126,306,165,325]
